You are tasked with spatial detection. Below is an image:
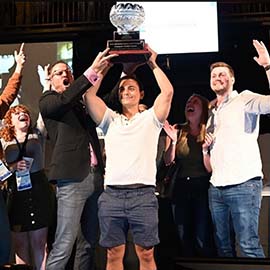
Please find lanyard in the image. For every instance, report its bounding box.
[14,133,29,161]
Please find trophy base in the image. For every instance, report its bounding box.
[107,37,151,63]
[108,49,151,63]
[107,39,145,51]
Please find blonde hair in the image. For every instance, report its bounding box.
[176,94,209,156]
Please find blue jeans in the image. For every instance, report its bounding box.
[46,170,103,270]
[73,188,101,270]
[0,190,11,265]
[208,177,265,258]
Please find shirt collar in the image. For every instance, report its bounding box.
[210,90,239,110]
[121,111,141,121]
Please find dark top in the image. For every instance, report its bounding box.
[1,132,43,172]
[1,131,54,232]
[176,133,210,178]
[39,75,104,182]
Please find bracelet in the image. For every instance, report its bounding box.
[202,149,208,155]
[171,141,177,145]
[45,78,50,81]
[264,64,270,71]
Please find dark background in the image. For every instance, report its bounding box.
[1,1,270,133]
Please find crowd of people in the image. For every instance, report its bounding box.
[0,39,269,270]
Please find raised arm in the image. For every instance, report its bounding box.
[253,39,270,83]
[14,43,25,74]
[0,43,25,118]
[37,63,51,91]
[84,49,117,125]
[84,74,107,125]
[40,48,116,119]
[147,46,174,123]
[34,64,51,137]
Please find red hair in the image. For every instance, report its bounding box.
[0,104,32,142]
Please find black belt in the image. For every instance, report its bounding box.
[178,176,209,181]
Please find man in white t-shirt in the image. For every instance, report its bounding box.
[85,45,173,270]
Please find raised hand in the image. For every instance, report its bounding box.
[44,64,50,78]
[146,44,158,70]
[14,43,26,73]
[253,39,270,67]
[37,65,45,87]
[90,48,118,74]
[37,64,50,89]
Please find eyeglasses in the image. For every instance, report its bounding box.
[52,69,71,77]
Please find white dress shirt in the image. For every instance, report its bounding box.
[207,90,270,186]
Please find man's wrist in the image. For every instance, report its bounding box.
[83,67,100,85]
[148,61,158,70]
[264,64,270,71]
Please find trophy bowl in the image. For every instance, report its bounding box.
[109,3,145,34]
[107,2,151,63]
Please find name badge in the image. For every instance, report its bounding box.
[15,157,34,191]
[16,170,32,191]
[0,160,12,182]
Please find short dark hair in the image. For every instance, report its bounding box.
[117,75,144,92]
[48,60,72,75]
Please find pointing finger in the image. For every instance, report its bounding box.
[19,43,25,54]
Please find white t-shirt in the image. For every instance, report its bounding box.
[99,107,163,186]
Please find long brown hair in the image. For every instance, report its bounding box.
[176,94,209,156]
[0,104,32,142]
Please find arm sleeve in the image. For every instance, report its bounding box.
[242,90,270,115]
[98,107,116,135]
[39,75,92,119]
[0,72,22,119]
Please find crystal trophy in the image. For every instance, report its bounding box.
[107,3,151,63]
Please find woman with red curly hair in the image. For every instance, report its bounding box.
[0,104,54,270]
[0,43,26,266]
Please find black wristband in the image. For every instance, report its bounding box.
[264,64,270,71]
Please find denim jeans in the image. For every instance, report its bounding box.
[46,170,103,270]
[208,177,265,258]
[73,188,102,270]
[0,190,11,265]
